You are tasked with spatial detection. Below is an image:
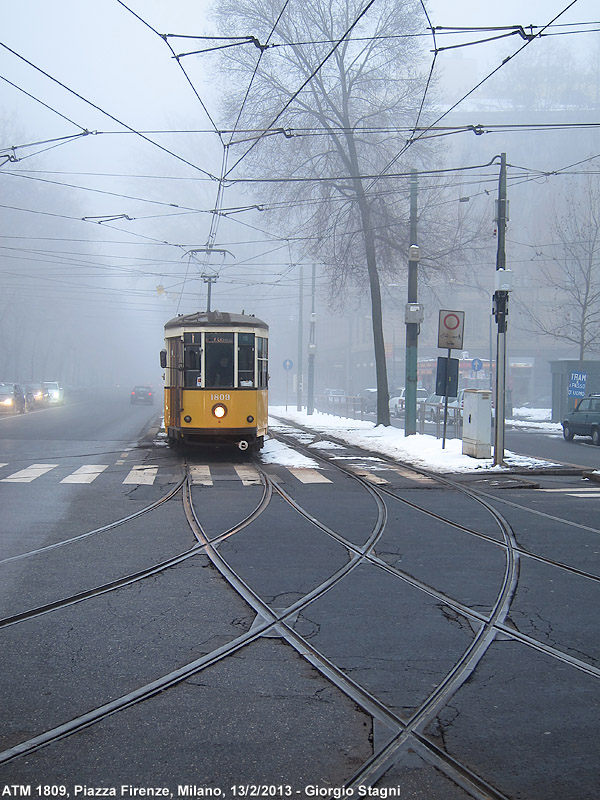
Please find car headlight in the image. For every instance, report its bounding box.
[1,398,13,406]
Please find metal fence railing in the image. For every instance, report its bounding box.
[313,395,464,439]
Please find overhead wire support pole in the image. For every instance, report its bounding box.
[307,264,317,416]
[493,152,509,466]
[405,170,420,436]
[297,263,304,412]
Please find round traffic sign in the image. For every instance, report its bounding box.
[283,359,293,371]
[443,312,461,330]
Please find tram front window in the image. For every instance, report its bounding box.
[206,333,234,387]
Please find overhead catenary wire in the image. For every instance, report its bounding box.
[0,39,219,181]
[366,0,584,188]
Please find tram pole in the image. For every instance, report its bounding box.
[493,153,511,466]
[307,264,316,415]
[405,170,421,436]
[297,263,304,411]
[202,274,217,312]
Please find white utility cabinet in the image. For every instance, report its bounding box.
[462,389,492,458]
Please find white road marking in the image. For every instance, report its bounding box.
[189,465,213,486]
[390,466,436,484]
[123,465,158,485]
[288,468,332,484]
[234,465,262,486]
[347,468,389,486]
[60,465,109,484]
[1,464,59,483]
[539,488,600,492]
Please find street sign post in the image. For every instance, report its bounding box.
[437,310,465,449]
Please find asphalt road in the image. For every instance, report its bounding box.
[0,393,598,798]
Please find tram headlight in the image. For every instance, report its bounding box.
[184,415,192,423]
[246,415,254,423]
[212,403,227,419]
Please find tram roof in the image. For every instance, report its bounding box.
[165,310,268,331]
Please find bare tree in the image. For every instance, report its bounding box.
[212,0,435,424]
[518,175,600,362]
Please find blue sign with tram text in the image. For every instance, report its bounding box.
[568,371,587,398]
[283,359,293,371]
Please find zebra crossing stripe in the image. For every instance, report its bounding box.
[189,466,213,486]
[60,465,109,484]
[122,465,159,485]
[1,464,59,483]
[348,468,389,486]
[287,468,332,484]
[390,466,436,485]
[234,465,262,486]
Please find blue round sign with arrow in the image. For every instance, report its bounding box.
[472,358,483,372]
[283,359,293,371]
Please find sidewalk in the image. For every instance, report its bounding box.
[269,406,585,477]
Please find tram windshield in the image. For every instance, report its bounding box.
[206,333,234,388]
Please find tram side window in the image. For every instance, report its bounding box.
[206,333,234,388]
[238,333,255,387]
[257,336,268,388]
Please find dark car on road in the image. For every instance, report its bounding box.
[0,383,26,414]
[562,394,600,445]
[131,385,154,405]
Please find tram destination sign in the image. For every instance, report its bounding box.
[438,310,465,350]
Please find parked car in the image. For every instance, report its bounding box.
[323,388,345,403]
[425,393,444,421]
[0,383,26,414]
[562,394,600,445]
[131,385,154,405]
[358,388,377,413]
[447,388,466,418]
[389,387,428,418]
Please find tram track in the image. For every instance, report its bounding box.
[1,427,598,796]
[271,415,600,579]
[263,423,600,792]
[0,475,187,566]
[0,458,389,767]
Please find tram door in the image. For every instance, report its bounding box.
[167,337,184,426]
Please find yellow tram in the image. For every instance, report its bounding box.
[160,311,268,450]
